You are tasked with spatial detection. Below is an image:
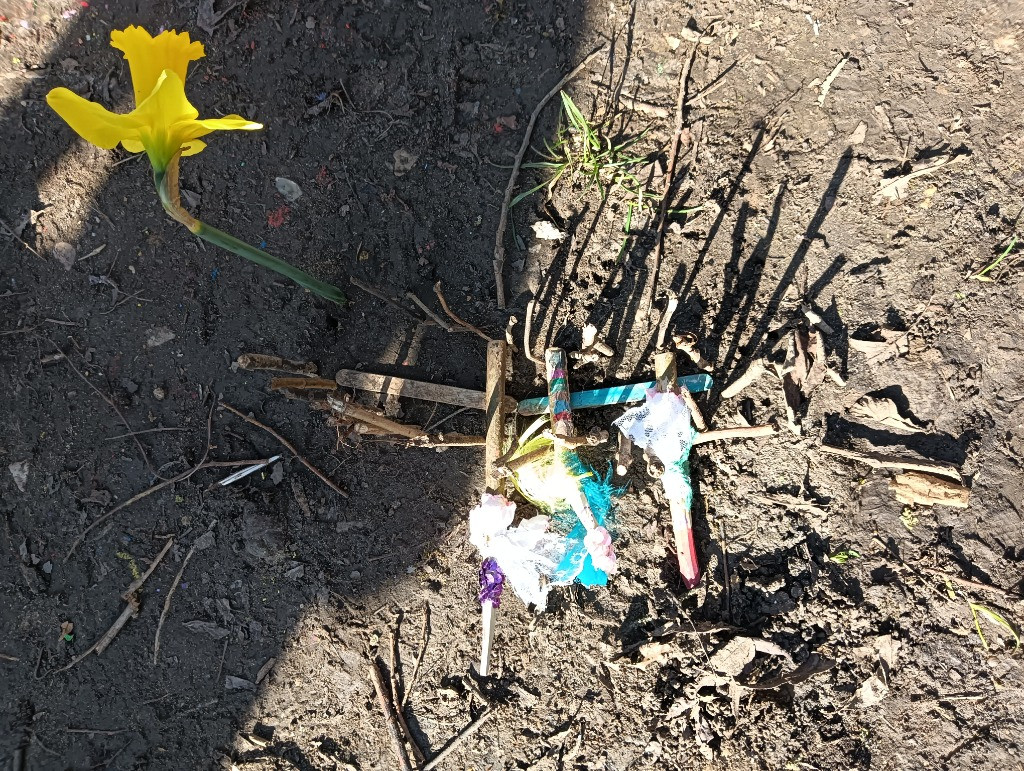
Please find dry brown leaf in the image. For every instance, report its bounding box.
[849,329,909,364]
[635,640,678,669]
[849,396,925,433]
[745,653,835,690]
[709,636,793,678]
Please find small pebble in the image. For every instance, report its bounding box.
[153,385,166,400]
[349,570,361,579]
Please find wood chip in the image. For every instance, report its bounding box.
[849,396,925,433]
[889,471,970,508]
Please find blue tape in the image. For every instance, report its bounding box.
[517,374,713,416]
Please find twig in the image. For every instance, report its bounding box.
[389,614,426,765]
[655,292,679,350]
[523,298,542,364]
[65,727,127,736]
[269,377,337,391]
[719,521,732,623]
[484,340,510,492]
[818,444,963,482]
[693,424,776,445]
[121,537,174,600]
[646,27,711,315]
[390,612,403,706]
[400,602,430,710]
[215,637,229,686]
[493,45,607,308]
[368,659,413,771]
[236,353,317,376]
[406,292,455,332]
[424,407,470,433]
[220,401,349,498]
[0,213,45,260]
[0,653,18,661]
[154,537,201,664]
[919,566,1022,603]
[57,596,140,672]
[434,282,492,341]
[50,339,162,481]
[350,277,424,322]
[104,427,188,441]
[63,458,267,561]
[423,708,498,771]
[92,740,132,769]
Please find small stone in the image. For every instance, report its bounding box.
[152,385,167,400]
[274,176,303,202]
[52,241,76,270]
[392,148,418,176]
[349,570,361,579]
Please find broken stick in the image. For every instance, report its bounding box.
[480,339,510,677]
[221,401,349,498]
[493,45,606,308]
[368,659,413,771]
[654,351,700,589]
[335,368,516,413]
[236,353,317,376]
[818,444,963,483]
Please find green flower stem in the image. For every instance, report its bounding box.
[154,164,346,305]
[192,221,346,304]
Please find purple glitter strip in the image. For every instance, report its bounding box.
[478,557,505,607]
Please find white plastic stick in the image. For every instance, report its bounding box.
[479,600,495,676]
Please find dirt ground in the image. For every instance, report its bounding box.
[3,0,1024,768]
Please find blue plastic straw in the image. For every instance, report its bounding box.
[517,374,713,416]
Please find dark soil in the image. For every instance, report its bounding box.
[3,0,1024,769]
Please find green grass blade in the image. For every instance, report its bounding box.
[970,602,1020,650]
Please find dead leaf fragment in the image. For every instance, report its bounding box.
[145,327,176,349]
[635,640,678,669]
[225,675,256,691]
[256,657,276,684]
[849,329,908,364]
[849,121,867,145]
[890,471,969,508]
[183,620,230,640]
[849,396,925,433]
[708,637,756,677]
[8,461,29,492]
[392,148,419,176]
[856,674,889,706]
[872,154,965,204]
[746,653,835,689]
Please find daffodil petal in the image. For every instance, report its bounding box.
[180,139,207,156]
[110,26,204,106]
[135,70,199,126]
[193,115,264,133]
[121,139,144,153]
[175,115,263,155]
[46,87,142,149]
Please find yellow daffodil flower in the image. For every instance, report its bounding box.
[45,26,346,304]
[47,26,261,172]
